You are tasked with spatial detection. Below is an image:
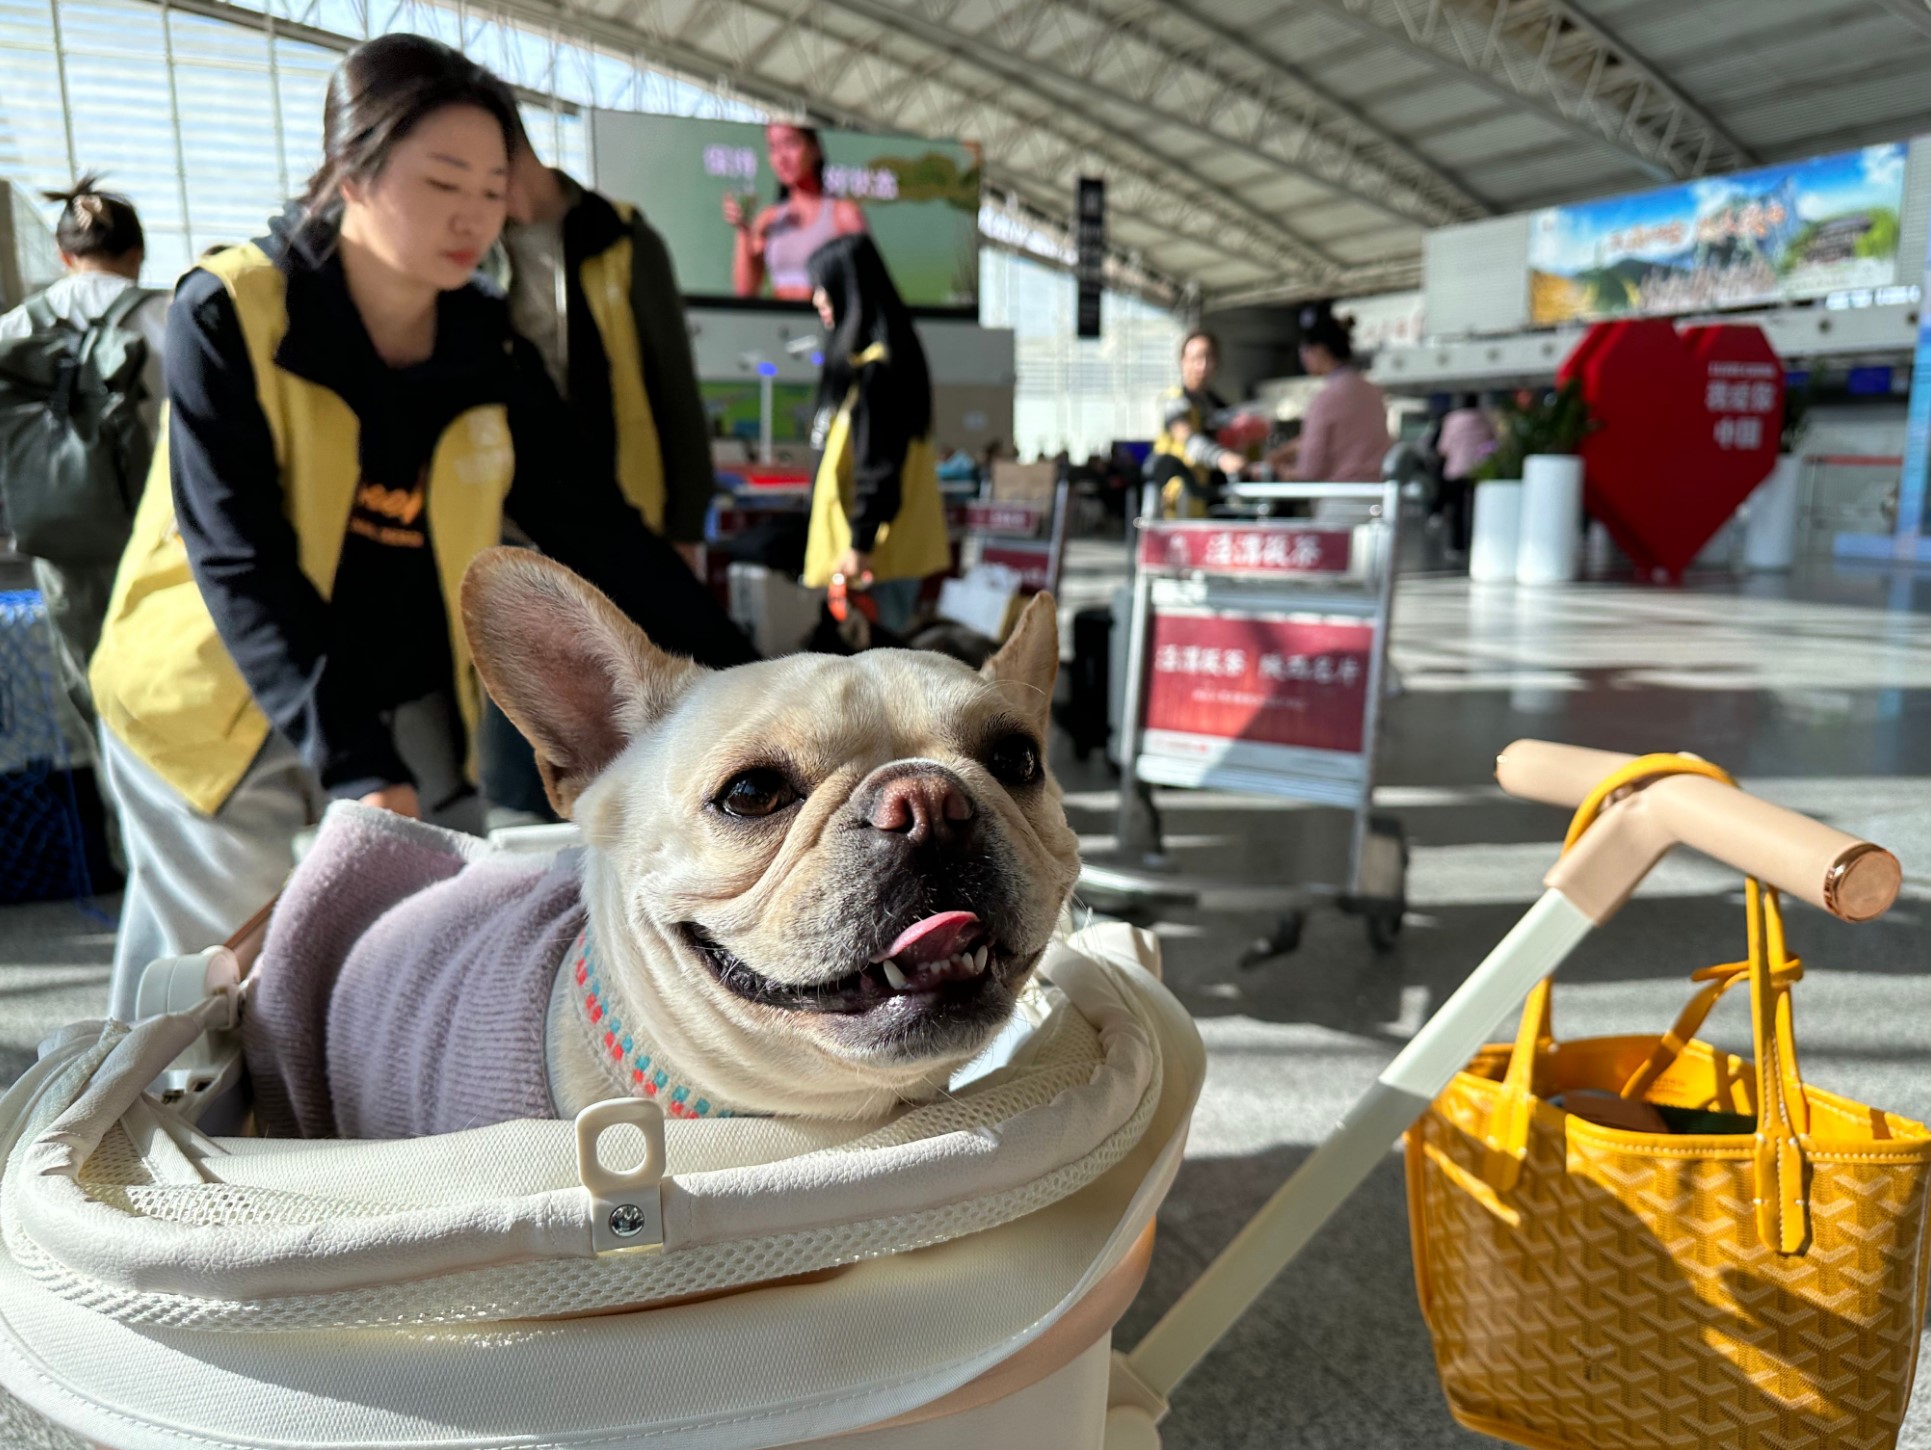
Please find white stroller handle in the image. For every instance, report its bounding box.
[1116,740,1902,1429]
[1497,739,1899,922]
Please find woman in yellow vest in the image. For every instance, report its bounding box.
[800,234,950,634]
[89,35,753,1019]
[1148,330,1249,518]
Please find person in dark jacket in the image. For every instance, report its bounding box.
[483,129,722,824]
[799,235,949,632]
[500,129,715,562]
[89,34,754,1019]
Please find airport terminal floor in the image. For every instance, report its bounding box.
[11,1,1931,1442]
[5,541,1928,1449]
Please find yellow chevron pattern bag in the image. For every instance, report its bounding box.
[1405,756,1931,1450]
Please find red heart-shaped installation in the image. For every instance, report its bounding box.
[1560,320,1784,581]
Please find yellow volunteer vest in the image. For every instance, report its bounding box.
[577,209,669,533]
[1152,386,1210,519]
[89,243,516,817]
[802,343,952,589]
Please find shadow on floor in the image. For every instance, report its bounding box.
[1116,1147,1490,1449]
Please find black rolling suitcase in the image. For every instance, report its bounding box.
[1056,605,1112,760]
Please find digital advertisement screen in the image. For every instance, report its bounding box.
[590,112,981,315]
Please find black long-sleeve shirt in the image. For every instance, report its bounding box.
[168,237,754,802]
[847,360,913,554]
[549,182,716,545]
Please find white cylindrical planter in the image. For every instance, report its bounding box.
[1516,454,1584,585]
[1469,480,1524,583]
[1742,455,1802,572]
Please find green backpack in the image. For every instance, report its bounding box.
[0,286,157,565]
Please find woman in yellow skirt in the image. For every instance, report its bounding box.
[800,235,950,633]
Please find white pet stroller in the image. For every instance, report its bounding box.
[0,741,1902,1449]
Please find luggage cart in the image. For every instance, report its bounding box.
[1081,481,1407,958]
[963,480,1072,596]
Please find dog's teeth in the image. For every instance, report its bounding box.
[881,960,909,991]
[974,946,989,973]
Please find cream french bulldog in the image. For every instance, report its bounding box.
[463,548,1083,1122]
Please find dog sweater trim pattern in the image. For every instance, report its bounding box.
[569,925,744,1118]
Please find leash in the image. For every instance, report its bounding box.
[828,570,879,625]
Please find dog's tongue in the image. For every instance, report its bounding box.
[872,911,981,965]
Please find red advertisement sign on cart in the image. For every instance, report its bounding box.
[1139,525,1353,577]
[1143,612,1373,755]
[979,541,1054,592]
[964,502,1046,536]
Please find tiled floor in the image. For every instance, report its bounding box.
[2,547,1928,1447]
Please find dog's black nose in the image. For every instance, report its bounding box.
[863,767,974,847]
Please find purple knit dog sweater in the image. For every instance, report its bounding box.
[241,805,583,1139]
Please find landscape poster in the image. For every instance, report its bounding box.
[1527,143,1907,325]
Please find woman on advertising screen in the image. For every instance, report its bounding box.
[723,124,866,301]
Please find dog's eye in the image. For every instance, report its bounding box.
[986,733,1041,788]
[716,769,799,819]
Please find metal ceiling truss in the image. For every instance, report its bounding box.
[492,0,1453,299]
[530,0,1254,281]
[1189,251,1425,309]
[170,0,1765,304]
[697,0,1345,284]
[978,188,1185,305]
[1288,0,1754,182]
[817,0,1489,230]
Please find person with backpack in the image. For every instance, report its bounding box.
[0,177,167,744]
[86,35,755,1020]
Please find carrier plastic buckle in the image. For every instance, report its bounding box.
[576,1098,668,1255]
[136,947,246,1122]
[135,946,243,1029]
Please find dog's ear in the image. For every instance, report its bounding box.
[461,548,704,816]
[981,591,1058,730]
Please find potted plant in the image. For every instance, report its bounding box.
[1514,380,1593,586]
[1467,406,1527,584]
[1742,386,1807,572]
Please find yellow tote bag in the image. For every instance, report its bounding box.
[1405,755,1931,1450]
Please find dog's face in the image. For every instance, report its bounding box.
[462,551,1080,1116]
